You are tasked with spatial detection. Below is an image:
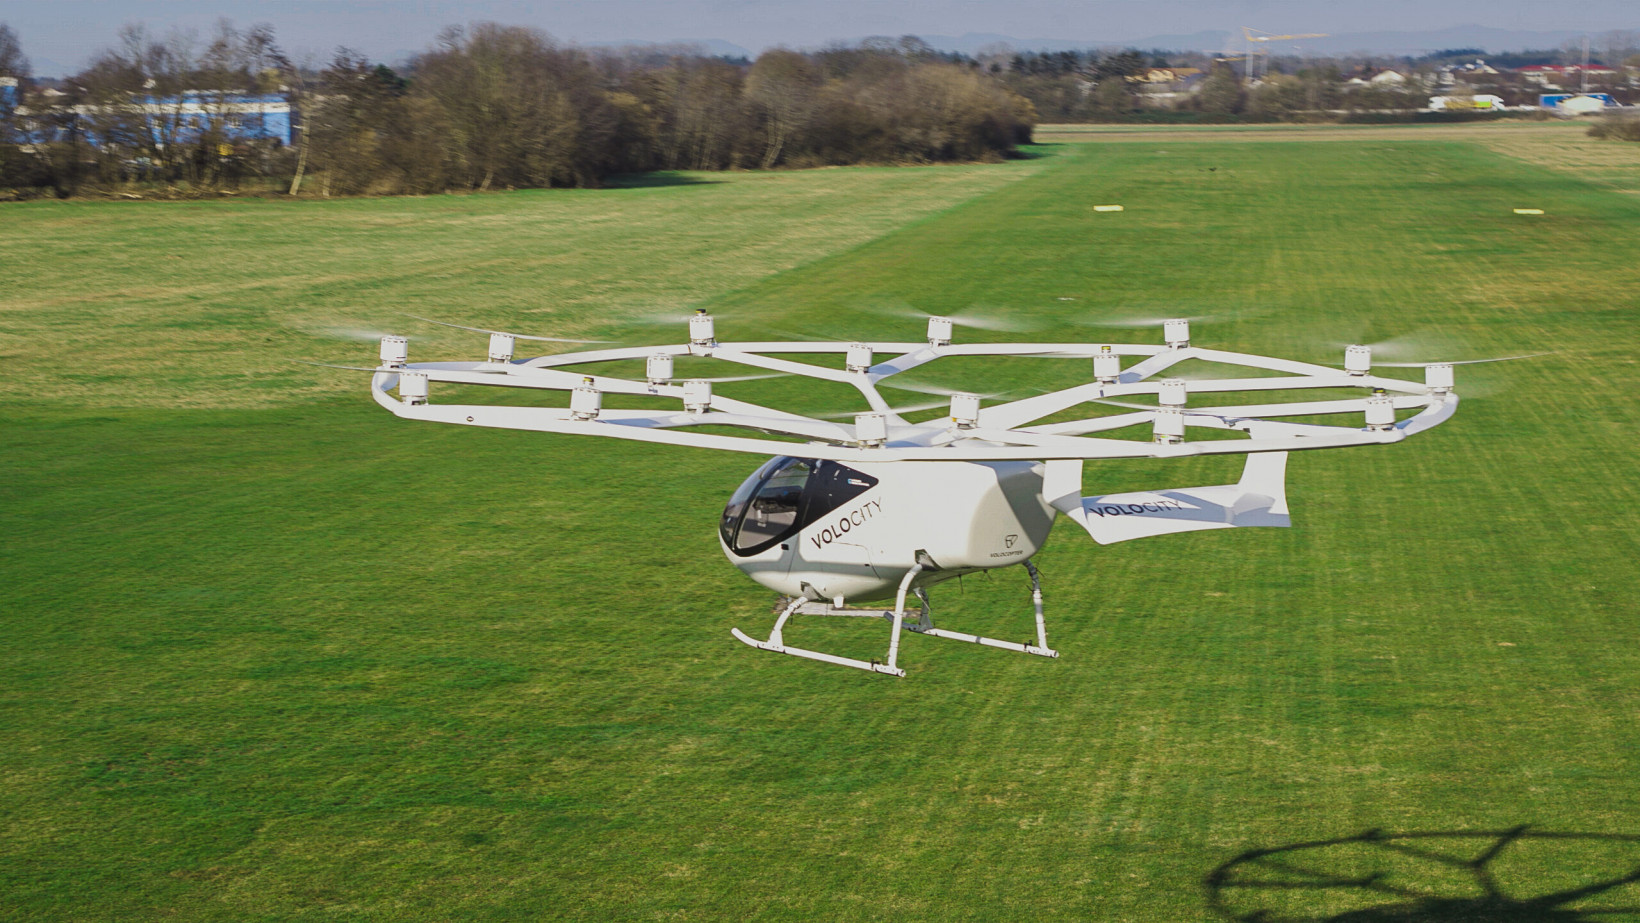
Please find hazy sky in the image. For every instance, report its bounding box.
[4,0,1638,73]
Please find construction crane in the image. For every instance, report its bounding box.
[1240,26,1329,84]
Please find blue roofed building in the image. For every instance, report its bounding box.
[121,92,294,146]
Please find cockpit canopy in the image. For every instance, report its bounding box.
[719,456,879,557]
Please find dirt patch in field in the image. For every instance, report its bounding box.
[1477,133,1640,195]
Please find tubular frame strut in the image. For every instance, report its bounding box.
[730,559,1059,676]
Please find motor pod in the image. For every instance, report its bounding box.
[1158,378,1188,407]
[683,379,713,413]
[1164,318,1191,349]
[380,335,409,368]
[647,353,674,385]
[855,412,888,447]
[1425,363,1455,394]
[1154,407,1185,444]
[1093,346,1121,384]
[399,370,429,405]
[1365,392,1395,431]
[927,316,954,346]
[949,392,981,428]
[488,332,515,364]
[1345,344,1372,376]
[570,377,601,420]
[846,343,873,374]
[689,310,715,346]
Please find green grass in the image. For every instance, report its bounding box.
[0,160,1043,410]
[4,133,1640,921]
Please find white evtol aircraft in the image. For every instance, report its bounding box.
[366,312,1473,677]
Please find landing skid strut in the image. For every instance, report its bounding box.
[730,559,1059,677]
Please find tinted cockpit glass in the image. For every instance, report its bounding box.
[735,458,811,550]
[719,456,783,549]
[719,457,878,557]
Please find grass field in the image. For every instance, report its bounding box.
[1038,120,1640,196]
[4,128,1640,921]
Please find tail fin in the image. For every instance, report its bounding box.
[1044,452,1290,546]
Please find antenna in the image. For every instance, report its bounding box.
[1583,35,1591,94]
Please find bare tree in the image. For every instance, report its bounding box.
[745,49,821,168]
[0,22,27,80]
[300,49,409,194]
[1197,64,1245,114]
[1,22,30,143]
[74,24,200,184]
[0,22,36,191]
[665,58,752,169]
[410,23,619,190]
[1093,76,1135,115]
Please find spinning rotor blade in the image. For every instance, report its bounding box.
[816,399,951,420]
[755,327,847,343]
[404,314,611,344]
[1089,397,1239,418]
[291,359,384,373]
[316,326,396,342]
[875,378,1025,401]
[295,358,782,385]
[943,309,1038,332]
[1080,312,1219,329]
[1375,353,1552,368]
[1315,327,1551,379]
[689,373,791,383]
[875,304,1039,333]
[623,309,734,329]
[1317,328,1466,362]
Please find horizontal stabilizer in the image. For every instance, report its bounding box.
[1044,451,1290,545]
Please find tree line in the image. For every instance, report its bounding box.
[0,22,1036,198]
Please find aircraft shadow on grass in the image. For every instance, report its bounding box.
[1203,826,1640,922]
[603,171,724,189]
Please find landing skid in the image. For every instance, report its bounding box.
[731,559,1059,677]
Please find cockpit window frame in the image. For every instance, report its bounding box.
[720,456,879,558]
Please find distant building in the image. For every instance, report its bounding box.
[38,91,294,148]
[1542,93,1618,115]
[1518,65,1569,86]
[1518,64,1620,88]
[1436,60,1499,86]
[1429,94,1506,110]
[123,92,294,146]
[1346,69,1410,88]
[1138,67,1202,84]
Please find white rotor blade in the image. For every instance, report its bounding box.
[405,314,612,344]
[317,326,396,342]
[1080,313,1217,329]
[877,304,1038,333]
[291,359,382,373]
[626,310,709,327]
[692,373,791,383]
[1375,353,1552,368]
[944,309,1037,332]
[817,399,950,420]
[1090,397,1240,418]
[1319,329,1464,362]
[876,378,1024,400]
